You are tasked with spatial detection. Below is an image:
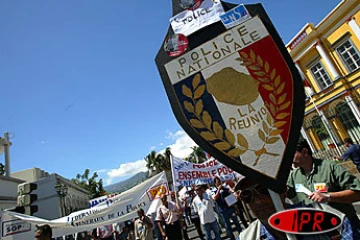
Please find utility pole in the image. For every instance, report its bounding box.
[0,132,12,177]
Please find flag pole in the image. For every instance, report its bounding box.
[297,63,341,154]
[169,154,185,239]
[305,87,341,155]
[169,154,178,195]
[169,154,181,207]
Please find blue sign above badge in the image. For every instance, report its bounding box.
[220,4,251,29]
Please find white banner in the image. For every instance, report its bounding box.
[170,0,225,36]
[89,193,120,208]
[1,172,168,239]
[172,156,238,186]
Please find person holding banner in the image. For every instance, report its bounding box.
[193,184,222,240]
[155,194,182,240]
[213,176,242,240]
[288,140,360,238]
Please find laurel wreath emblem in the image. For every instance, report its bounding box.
[182,50,291,166]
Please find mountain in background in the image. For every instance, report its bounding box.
[104,171,149,193]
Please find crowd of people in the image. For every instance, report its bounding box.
[35,138,360,240]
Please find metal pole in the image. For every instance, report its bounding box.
[305,89,341,155]
[169,154,185,240]
[240,199,253,223]
[4,132,11,177]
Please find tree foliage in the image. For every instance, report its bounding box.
[144,147,171,175]
[185,146,207,163]
[71,169,106,199]
[145,146,209,174]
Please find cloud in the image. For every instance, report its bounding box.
[164,130,197,158]
[104,130,198,186]
[94,168,111,174]
[150,146,156,150]
[106,178,113,185]
[107,160,147,179]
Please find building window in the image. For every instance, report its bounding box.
[335,102,360,143]
[312,116,331,150]
[336,39,360,73]
[310,62,332,90]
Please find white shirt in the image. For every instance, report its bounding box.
[155,200,180,224]
[192,192,216,224]
[134,216,154,240]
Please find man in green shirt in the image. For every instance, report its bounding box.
[287,140,360,238]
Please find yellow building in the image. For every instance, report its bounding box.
[286,0,360,155]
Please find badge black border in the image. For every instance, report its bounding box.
[156,1,305,193]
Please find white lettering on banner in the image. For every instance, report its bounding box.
[165,16,269,83]
[172,156,241,187]
[1,219,31,237]
[170,0,225,36]
[1,172,168,240]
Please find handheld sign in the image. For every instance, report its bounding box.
[268,208,343,235]
[155,1,305,193]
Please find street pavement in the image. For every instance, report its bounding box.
[185,221,243,240]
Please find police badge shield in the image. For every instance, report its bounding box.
[156,1,305,193]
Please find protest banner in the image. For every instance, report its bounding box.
[155,1,305,193]
[1,171,168,239]
[172,155,238,186]
[89,193,120,208]
[170,0,225,36]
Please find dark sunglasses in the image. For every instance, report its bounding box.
[34,235,42,239]
[240,185,269,204]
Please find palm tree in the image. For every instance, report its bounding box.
[71,169,105,199]
[82,169,90,182]
[162,147,172,171]
[145,150,159,175]
[145,148,172,175]
[187,146,207,163]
